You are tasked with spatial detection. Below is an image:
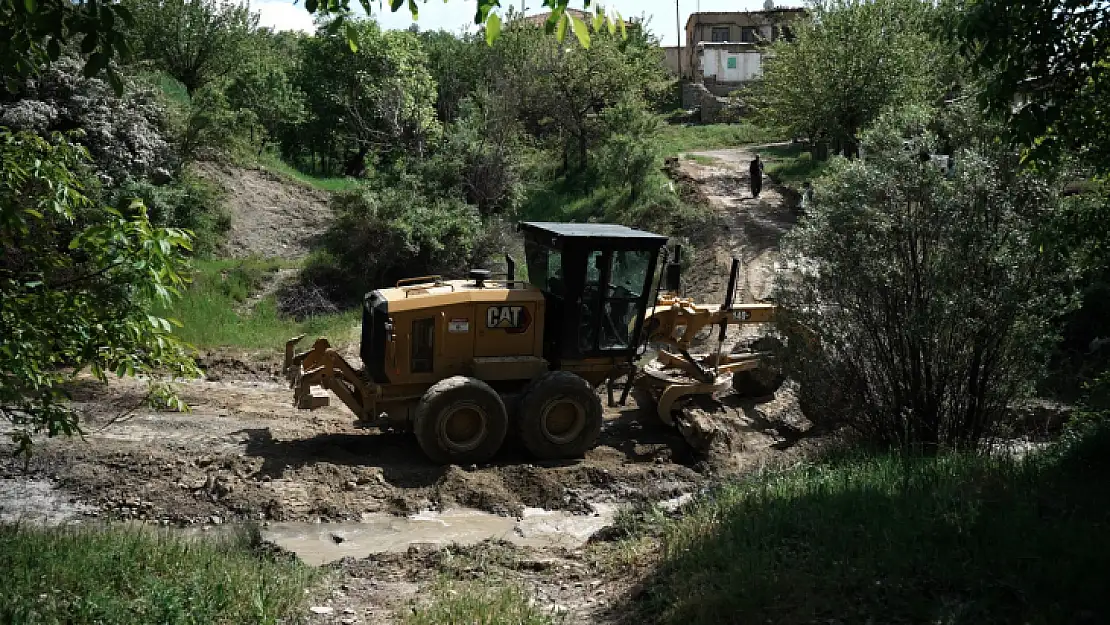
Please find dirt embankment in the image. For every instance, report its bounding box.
[193,161,333,259]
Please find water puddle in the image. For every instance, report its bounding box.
[263,504,619,566]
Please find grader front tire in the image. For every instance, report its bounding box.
[518,372,603,460]
[414,376,508,465]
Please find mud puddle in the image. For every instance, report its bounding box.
[265,504,619,566]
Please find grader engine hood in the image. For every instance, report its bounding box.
[358,276,547,387]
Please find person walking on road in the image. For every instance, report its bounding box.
[750,154,764,199]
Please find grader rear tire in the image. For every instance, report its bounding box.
[414,376,508,465]
[518,372,603,460]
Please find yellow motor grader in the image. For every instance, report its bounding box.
[283,222,777,464]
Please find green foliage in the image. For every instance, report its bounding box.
[0,129,199,454]
[626,429,1110,625]
[756,0,953,156]
[294,18,440,176]
[594,97,660,200]
[419,89,528,217]
[0,0,132,93]
[165,257,359,349]
[404,581,563,625]
[420,29,491,123]
[0,523,317,624]
[110,173,230,256]
[958,0,1110,172]
[174,83,244,164]
[320,181,484,297]
[491,22,666,172]
[124,0,258,95]
[776,106,1073,449]
[226,29,307,155]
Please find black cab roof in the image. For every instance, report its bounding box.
[518,221,668,243]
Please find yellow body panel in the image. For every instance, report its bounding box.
[381,279,548,386]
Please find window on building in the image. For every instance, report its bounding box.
[710,26,730,42]
[740,27,758,43]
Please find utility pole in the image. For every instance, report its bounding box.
[676,0,683,78]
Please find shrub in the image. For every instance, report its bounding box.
[776,106,1072,450]
[110,173,230,256]
[321,182,485,298]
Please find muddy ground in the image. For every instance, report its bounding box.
[0,356,806,527]
[0,150,812,623]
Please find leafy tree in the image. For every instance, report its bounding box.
[296,19,440,176]
[420,30,491,124]
[0,129,199,454]
[776,106,1073,449]
[123,0,257,95]
[957,0,1110,172]
[226,30,306,155]
[757,0,951,157]
[427,89,528,217]
[317,181,484,296]
[594,96,660,201]
[493,21,664,172]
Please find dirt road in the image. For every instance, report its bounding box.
[677,146,798,306]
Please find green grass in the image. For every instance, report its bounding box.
[166,257,360,350]
[255,153,363,193]
[0,523,317,624]
[656,122,784,156]
[404,581,563,625]
[624,421,1110,625]
[756,142,829,187]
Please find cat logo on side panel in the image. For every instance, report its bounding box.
[486,305,531,334]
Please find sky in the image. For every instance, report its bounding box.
[253,0,805,47]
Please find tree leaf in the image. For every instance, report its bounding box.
[24,0,37,13]
[345,22,359,52]
[555,12,568,41]
[485,12,501,46]
[568,12,590,48]
[305,0,318,13]
[46,37,61,61]
[390,0,404,12]
[408,0,419,19]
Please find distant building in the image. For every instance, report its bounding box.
[683,5,805,94]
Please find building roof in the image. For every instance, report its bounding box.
[685,7,806,30]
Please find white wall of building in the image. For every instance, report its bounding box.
[700,48,763,82]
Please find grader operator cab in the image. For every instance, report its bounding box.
[283,222,776,464]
